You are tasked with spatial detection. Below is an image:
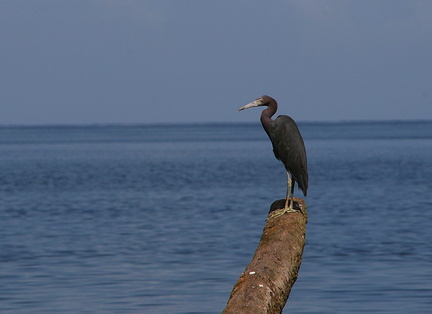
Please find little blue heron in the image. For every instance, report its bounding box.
[238,95,308,216]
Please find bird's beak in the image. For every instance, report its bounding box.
[238,98,265,111]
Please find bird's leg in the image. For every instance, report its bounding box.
[284,171,293,209]
[269,171,298,219]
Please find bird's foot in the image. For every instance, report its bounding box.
[268,206,299,219]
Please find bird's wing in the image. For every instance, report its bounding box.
[269,115,308,195]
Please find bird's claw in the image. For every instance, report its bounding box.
[268,207,300,219]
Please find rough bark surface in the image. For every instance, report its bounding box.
[223,198,307,314]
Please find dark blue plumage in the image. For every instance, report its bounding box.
[268,114,308,196]
[239,95,308,212]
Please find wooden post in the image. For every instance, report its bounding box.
[223,198,307,314]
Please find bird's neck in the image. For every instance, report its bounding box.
[260,99,277,136]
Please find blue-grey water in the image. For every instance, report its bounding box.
[1,121,431,313]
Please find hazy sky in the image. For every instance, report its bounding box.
[1,1,431,125]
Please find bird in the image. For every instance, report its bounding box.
[238,95,308,217]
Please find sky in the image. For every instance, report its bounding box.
[1,0,431,125]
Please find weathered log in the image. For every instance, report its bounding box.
[223,198,307,314]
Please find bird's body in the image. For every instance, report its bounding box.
[239,95,308,215]
[266,115,308,196]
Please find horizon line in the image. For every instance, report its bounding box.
[0,118,431,128]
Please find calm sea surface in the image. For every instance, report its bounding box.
[1,121,431,313]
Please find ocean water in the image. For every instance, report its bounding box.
[0,121,431,313]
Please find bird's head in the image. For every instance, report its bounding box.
[238,95,274,111]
